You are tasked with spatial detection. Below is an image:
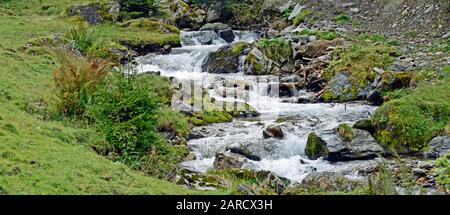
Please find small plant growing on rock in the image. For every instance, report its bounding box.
[337,124,353,142]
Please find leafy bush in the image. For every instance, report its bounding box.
[53,51,109,117]
[87,72,186,177]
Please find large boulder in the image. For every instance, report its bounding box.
[167,0,205,29]
[263,124,285,139]
[67,4,105,24]
[305,126,385,162]
[176,168,227,190]
[202,42,250,74]
[367,71,413,105]
[283,172,363,194]
[221,169,291,195]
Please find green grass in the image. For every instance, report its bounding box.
[0,2,218,194]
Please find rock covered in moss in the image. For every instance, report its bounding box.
[305,132,329,160]
[202,42,250,74]
[176,168,227,190]
[120,18,180,34]
[306,127,384,162]
[67,4,105,24]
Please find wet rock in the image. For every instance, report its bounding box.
[423,136,450,159]
[218,30,235,43]
[278,83,297,97]
[202,42,249,74]
[367,71,413,105]
[263,124,284,139]
[284,172,363,194]
[305,132,329,160]
[200,22,231,31]
[306,128,385,162]
[67,4,104,24]
[188,128,210,140]
[226,146,262,161]
[214,151,247,169]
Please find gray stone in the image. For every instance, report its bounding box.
[214,151,247,169]
[202,42,250,74]
[284,172,363,194]
[423,136,450,159]
[67,4,104,24]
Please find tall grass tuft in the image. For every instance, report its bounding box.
[53,51,109,117]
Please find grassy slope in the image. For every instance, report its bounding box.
[0,2,213,194]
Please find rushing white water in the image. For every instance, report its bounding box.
[137,31,377,182]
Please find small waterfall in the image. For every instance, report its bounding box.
[137,31,377,182]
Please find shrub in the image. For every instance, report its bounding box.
[87,72,186,177]
[53,51,109,117]
[337,124,353,142]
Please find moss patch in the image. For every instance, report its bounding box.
[372,78,450,153]
[305,132,329,160]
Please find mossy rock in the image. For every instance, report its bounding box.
[305,132,329,160]
[353,119,374,134]
[372,79,450,153]
[323,42,400,102]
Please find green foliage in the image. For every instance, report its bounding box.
[257,38,293,63]
[190,110,233,126]
[119,0,161,20]
[295,29,340,40]
[372,78,450,152]
[64,24,95,54]
[293,9,313,26]
[156,107,190,137]
[434,152,450,193]
[337,124,353,142]
[334,13,351,24]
